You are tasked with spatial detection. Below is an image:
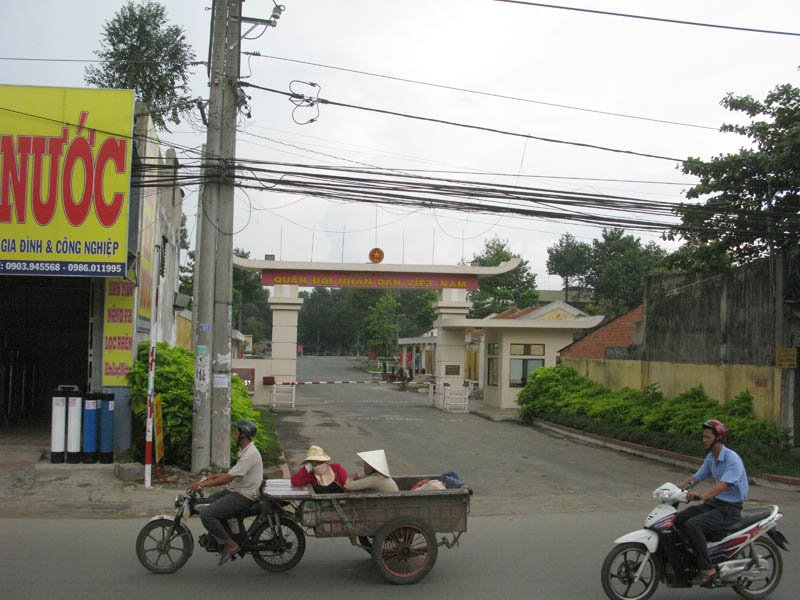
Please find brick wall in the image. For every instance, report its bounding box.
[559,305,644,360]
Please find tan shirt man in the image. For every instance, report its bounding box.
[227,442,263,500]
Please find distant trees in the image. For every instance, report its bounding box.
[546,233,591,303]
[85,0,196,130]
[468,236,538,318]
[297,288,436,356]
[586,229,666,316]
[546,229,667,318]
[367,293,400,358]
[232,249,271,343]
[178,248,271,343]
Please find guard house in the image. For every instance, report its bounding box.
[434,302,603,409]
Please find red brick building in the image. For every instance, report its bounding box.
[559,305,644,360]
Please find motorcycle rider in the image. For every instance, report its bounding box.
[191,419,264,566]
[675,419,749,587]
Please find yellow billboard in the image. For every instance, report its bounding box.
[0,85,134,277]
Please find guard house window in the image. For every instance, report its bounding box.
[487,343,499,386]
[509,343,545,387]
[510,343,544,356]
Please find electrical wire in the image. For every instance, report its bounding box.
[495,1,800,37]
[243,52,719,131]
[239,82,685,162]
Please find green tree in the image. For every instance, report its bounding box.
[232,249,271,343]
[469,236,538,318]
[670,83,800,269]
[546,233,591,303]
[586,228,666,317]
[85,0,196,130]
[396,290,437,337]
[367,293,400,357]
[297,287,435,355]
[177,248,271,343]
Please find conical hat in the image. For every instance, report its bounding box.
[356,449,391,478]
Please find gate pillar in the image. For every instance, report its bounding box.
[268,285,303,384]
[432,289,471,409]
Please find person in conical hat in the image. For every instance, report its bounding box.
[345,449,399,492]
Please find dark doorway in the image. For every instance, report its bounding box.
[0,276,91,427]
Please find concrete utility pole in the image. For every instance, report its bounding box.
[192,0,228,472]
[193,0,285,471]
[211,0,242,470]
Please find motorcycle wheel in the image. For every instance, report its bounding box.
[601,542,661,600]
[733,536,783,599]
[251,516,306,572]
[136,518,194,574]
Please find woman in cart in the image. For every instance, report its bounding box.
[345,449,399,492]
[290,445,348,492]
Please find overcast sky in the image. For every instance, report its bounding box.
[2,1,798,289]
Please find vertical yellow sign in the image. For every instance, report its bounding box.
[102,271,136,386]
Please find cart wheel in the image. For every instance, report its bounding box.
[371,517,438,585]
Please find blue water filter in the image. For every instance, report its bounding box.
[82,392,99,463]
[99,392,115,463]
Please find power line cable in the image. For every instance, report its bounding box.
[239,82,685,162]
[243,52,718,130]
[495,1,800,37]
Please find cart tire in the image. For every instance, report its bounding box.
[251,516,306,572]
[371,517,438,585]
[136,518,194,574]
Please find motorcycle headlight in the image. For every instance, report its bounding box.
[174,494,185,508]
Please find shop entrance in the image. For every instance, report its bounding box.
[0,276,91,428]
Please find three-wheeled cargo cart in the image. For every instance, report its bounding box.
[265,476,471,584]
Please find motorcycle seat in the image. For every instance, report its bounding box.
[729,507,773,531]
[237,501,262,518]
[707,507,774,541]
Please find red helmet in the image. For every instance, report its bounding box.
[702,420,729,444]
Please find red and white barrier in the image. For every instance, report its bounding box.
[276,380,391,385]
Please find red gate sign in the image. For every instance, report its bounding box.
[262,270,478,290]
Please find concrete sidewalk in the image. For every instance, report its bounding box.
[0,445,182,518]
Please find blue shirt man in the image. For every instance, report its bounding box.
[674,420,748,586]
[693,445,748,505]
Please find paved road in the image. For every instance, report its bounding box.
[2,513,797,600]
[281,356,799,516]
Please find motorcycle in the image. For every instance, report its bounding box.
[135,485,305,574]
[601,482,789,600]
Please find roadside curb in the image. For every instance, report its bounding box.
[470,408,800,491]
[532,419,800,491]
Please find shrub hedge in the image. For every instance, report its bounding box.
[127,342,281,469]
[517,365,795,474]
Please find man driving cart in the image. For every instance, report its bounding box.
[190,419,263,565]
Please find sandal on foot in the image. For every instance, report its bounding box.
[690,569,717,587]
[218,547,239,566]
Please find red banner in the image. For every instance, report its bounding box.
[262,270,478,290]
